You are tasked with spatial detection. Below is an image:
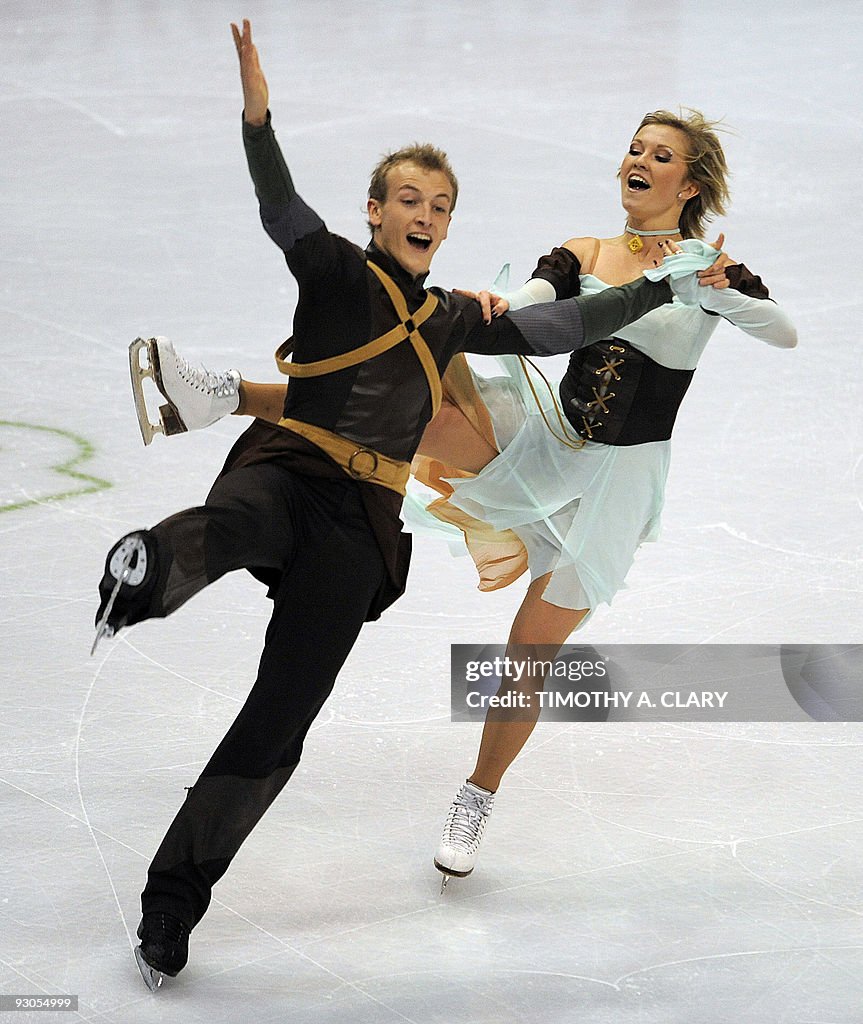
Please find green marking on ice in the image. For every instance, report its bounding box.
[0,420,113,513]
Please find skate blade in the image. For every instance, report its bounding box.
[90,549,135,656]
[434,861,471,894]
[90,616,115,657]
[134,945,163,991]
[128,338,187,446]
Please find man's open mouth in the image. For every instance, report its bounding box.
[627,174,650,191]
[407,233,432,252]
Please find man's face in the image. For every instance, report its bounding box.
[367,162,452,277]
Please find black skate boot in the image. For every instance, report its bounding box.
[91,532,157,654]
[135,912,190,991]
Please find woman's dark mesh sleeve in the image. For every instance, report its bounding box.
[530,246,583,300]
[726,264,770,300]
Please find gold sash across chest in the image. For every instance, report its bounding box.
[275,261,441,494]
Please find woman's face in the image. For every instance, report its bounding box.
[619,124,698,225]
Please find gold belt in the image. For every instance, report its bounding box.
[278,417,410,495]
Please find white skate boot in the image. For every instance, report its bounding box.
[434,780,495,891]
[129,337,241,445]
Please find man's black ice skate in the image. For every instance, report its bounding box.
[91,532,156,654]
[134,913,190,991]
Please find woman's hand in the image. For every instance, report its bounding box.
[231,19,269,126]
[453,289,510,325]
[696,235,737,289]
[658,234,738,289]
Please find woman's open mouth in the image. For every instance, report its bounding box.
[627,174,650,192]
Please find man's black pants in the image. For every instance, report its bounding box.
[121,462,386,930]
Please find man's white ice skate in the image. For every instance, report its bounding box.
[434,780,495,892]
[129,337,241,445]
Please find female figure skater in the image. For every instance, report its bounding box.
[412,108,796,883]
[136,109,796,886]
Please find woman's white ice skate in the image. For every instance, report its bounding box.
[129,337,241,445]
[434,781,495,892]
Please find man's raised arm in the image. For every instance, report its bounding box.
[231,20,326,262]
[231,19,268,127]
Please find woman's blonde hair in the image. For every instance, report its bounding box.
[637,108,731,238]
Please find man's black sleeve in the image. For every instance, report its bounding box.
[463,276,673,356]
[242,111,338,279]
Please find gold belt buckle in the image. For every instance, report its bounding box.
[348,447,380,480]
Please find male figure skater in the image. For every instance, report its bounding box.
[98,20,682,989]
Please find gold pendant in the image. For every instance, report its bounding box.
[627,234,643,254]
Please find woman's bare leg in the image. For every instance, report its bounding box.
[416,399,499,474]
[469,573,589,793]
[235,381,288,423]
[234,386,498,476]
[233,388,500,478]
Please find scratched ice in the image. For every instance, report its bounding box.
[1,2,861,1022]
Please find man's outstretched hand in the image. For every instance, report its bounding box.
[231,19,268,126]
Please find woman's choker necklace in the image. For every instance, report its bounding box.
[624,223,680,254]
